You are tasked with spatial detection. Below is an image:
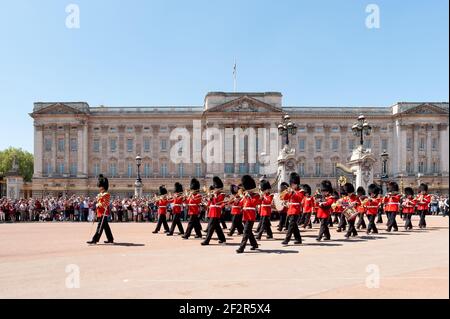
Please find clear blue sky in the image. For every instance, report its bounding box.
[0,0,448,152]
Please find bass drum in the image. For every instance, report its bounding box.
[343,208,359,221]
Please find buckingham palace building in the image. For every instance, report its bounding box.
[30,92,449,197]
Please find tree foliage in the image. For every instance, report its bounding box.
[0,148,34,182]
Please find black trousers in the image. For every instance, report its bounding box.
[184,215,202,238]
[327,215,334,227]
[284,215,302,243]
[356,213,367,229]
[303,213,312,228]
[376,211,383,223]
[220,215,227,229]
[338,214,347,230]
[298,214,306,225]
[257,216,273,239]
[155,214,169,232]
[204,218,226,243]
[333,213,340,224]
[404,214,413,230]
[345,219,358,237]
[169,214,185,235]
[229,214,244,235]
[240,221,258,250]
[92,216,114,243]
[386,212,398,231]
[278,213,287,231]
[313,213,320,224]
[418,210,427,228]
[318,218,330,240]
[367,215,378,234]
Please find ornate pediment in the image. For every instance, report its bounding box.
[402,103,449,115]
[33,103,89,115]
[205,96,282,113]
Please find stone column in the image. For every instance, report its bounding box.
[413,125,419,174]
[52,126,57,176]
[440,124,449,175]
[77,125,84,177]
[83,123,89,177]
[33,124,44,178]
[65,125,70,175]
[426,125,432,173]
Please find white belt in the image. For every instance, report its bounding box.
[366,206,378,209]
[210,205,222,208]
[158,206,167,208]
[387,202,400,205]
[172,204,183,207]
[261,204,272,207]
[243,207,256,210]
[288,203,301,206]
[232,206,241,209]
[188,204,199,207]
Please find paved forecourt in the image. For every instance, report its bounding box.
[0,216,448,299]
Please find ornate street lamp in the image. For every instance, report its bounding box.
[135,155,142,183]
[381,150,389,178]
[352,114,372,147]
[278,114,298,146]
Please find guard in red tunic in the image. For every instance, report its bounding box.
[281,172,304,246]
[356,186,367,230]
[342,183,360,239]
[316,180,334,241]
[167,182,185,236]
[237,175,261,254]
[256,180,274,240]
[301,184,313,229]
[152,186,170,234]
[227,184,244,236]
[202,177,227,246]
[87,175,114,245]
[402,187,416,231]
[183,178,203,240]
[277,182,289,231]
[384,182,401,232]
[366,184,382,234]
[415,183,431,229]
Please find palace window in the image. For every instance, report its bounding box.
[331,127,340,133]
[93,163,100,177]
[432,162,439,173]
[127,139,134,153]
[45,163,52,175]
[406,162,413,174]
[160,139,168,151]
[58,163,65,175]
[110,139,117,153]
[419,137,426,151]
[239,163,249,174]
[195,164,202,177]
[58,138,65,152]
[418,161,425,174]
[406,137,412,151]
[178,163,184,177]
[348,139,355,152]
[126,127,134,133]
[110,127,117,133]
[44,138,52,152]
[332,138,339,152]
[315,162,322,177]
[381,139,388,151]
[143,127,151,133]
[70,163,77,176]
[298,163,305,176]
[298,127,306,133]
[160,163,168,177]
[298,139,305,152]
[315,139,322,152]
[224,164,234,174]
[70,138,78,152]
[432,138,438,151]
[93,139,100,153]
[364,139,372,149]
[315,127,323,133]
[127,163,133,178]
[144,138,151,153]
[109,163,117,178]
[144,163,152,177]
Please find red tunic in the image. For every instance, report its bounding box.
[185,193,202,216]
[402,197,416,214]
[302,196,314,213]
[259,194,273,217]
[285,190,305,216]
[316,195,335,219]
[208,192,226,218]
[383,194,401,213]
[365,197,381,215]
[415,194,431,211]
[157,198,169,215]
[242,193,261,222]
[96,192,111,217]
[170,195,184,215]
[230,197,243,215]
[357,195,368,214]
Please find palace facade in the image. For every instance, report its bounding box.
[30,92,449,197]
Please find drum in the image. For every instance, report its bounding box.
[343,208,358,221]
[273,193,286,211]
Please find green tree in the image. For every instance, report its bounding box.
[0,148,34,182]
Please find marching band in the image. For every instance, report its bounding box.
[87,173,436,253]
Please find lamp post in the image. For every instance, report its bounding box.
[278,114,298,147]
[380,150,389,194]
[417,172,423,187]
[399,173,404,193]
[352,114,372,147]
[135,155,143,198]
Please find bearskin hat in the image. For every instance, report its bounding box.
[174,182,183,194]
[368,184,380,196]
[321,180,333,193]
[230,184,239,195]
[343,183,355,194]
[356,186,366,196]
[404,187,414,197]
[301,184,312,196]
[190,178,200,191]
[280,182,289,192]
[241,175,256,191]
[387,181,399,193]
[213,176,224,190]
[97,174,109,191]
[419,183,429,193]
[260,180,272,192]
[159,185,168,196]
[289,172,300,186]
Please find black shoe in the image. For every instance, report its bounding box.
[195,235,202,239]
[182,236,188,240]
[294,241,302,245]
[281,241,289,246]
[178,233,185,236]
[267,236,273,239]
[236,248,244,254]
[337,228,342,233]
[164,230,170,234]
[227,233,233,237]
[166,233,173,236]
[201,241,209,246]
[324,237,331,241]
[255,237,262,240]
[316,238,322,242]
[87,241,97,245]
[218,240,226,244]
[104,240,114,244]
[344,235,350,239]
[152,231,158,234]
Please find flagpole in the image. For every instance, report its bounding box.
[233,59,237,93]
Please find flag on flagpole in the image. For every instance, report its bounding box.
[233,59,237,92]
